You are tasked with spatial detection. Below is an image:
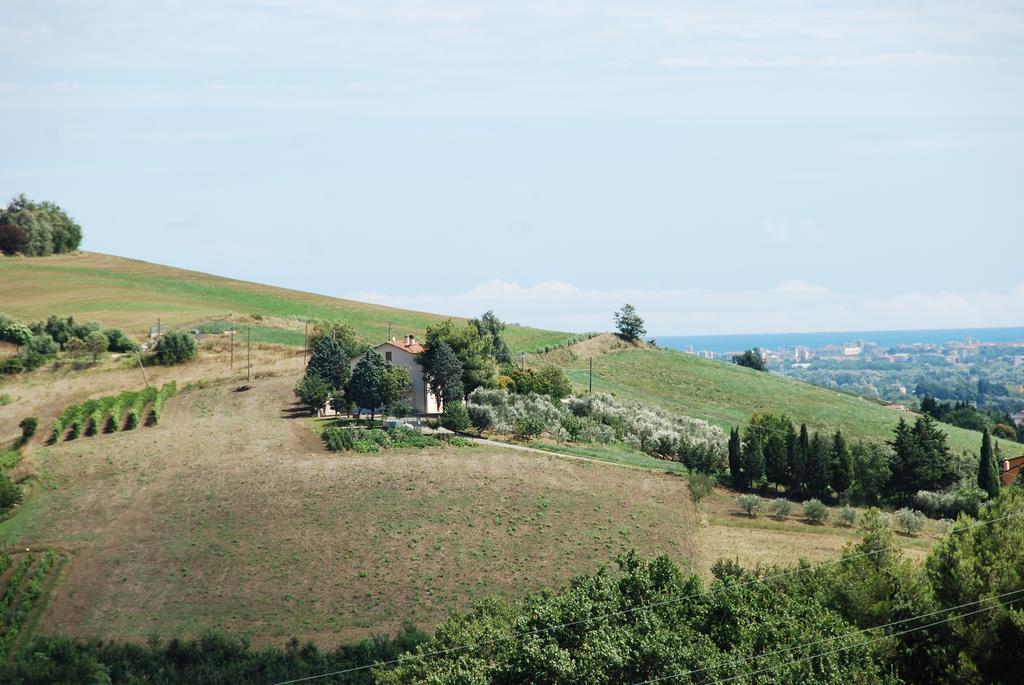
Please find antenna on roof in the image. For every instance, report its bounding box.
[388,322,393,341]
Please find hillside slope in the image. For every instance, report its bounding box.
[0,252,570,353]
[542,335,990,456]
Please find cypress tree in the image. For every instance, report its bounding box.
[740,426,765,488]
[830,430,853,495]
[728,427,742,489]
[791,423,810,495]
[806,431,831,499]
[977,429,1000,499]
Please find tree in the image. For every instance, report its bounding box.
[470,310,513,366]
[739,427,765,488]
[103,328,137,352]
[745,413,792,490]
[293,374,330,415]
[84,330,108,362]
[732,348,767,371]
[380,364,411,411]
[792,423,811,494]
[613,304,646,342]
[888,415,957,502]
[727,427,742,488]
[19,417,37,440]
[420,320,495,396]
[153,330,197,365]
[977,429,1000,499]
[420,340,464,406]
[805,431,831,499]
[830,430,853,496]
[509,365,572,400]
[0,194,81,256]
[306,336,351,390]
[348,348,387,420]
[307,320,362,360]
[440,402,471,432]
[925,489,1024,682]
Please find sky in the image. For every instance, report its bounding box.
[2,0,1023,335]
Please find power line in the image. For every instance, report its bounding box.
[689,592,1023,685]
[631,586,1024,685]
[267,512,1020,685]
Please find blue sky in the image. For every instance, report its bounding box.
[3,1,1023,334]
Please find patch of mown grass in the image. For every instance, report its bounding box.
[524,440,690,476]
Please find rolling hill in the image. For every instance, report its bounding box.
[0,252,571,354]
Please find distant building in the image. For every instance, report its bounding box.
[885,403,911,412]
[352,335,441,415]
[1001,455,1024,487]
[1011,410,1024,428]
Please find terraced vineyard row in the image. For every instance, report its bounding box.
[50,381,177,442]
[0,550,61,659]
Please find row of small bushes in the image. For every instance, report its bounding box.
[735,495,928,534]
[322,425,443,453]
[530,332,600,355]
[50,382,176,442]
[0,551,57,659]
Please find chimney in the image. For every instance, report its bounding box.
[409,335,416,346]
[1003,459,1010,472]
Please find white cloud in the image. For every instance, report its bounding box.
[347,281,1024,336]
[659,52,1006,69]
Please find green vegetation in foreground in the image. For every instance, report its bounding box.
[559,345,985,455]
[0,253,571,353]
[525,440,690,475]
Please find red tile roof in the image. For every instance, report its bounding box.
[377,339,426,355]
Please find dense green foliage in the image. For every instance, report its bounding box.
[0,313,136,375]
[321,426,446,453]
[506,365,573,400]
[349,348,388,419]
[613,303,646,341]
[152,330,197,365]
[307,320,363,360]
[18,417,37,441]
[293,374,330,415]
[0,625,428,685]
[732,347,767,371]
[50,384,175,441]
[471,310,513,365]
[439,402,471,432]
[306,336,351,390]
[420,340,463,405]
[0,472,22,516]
[977,429,1001,499]
[0,195,82,256]
[378,551,894,684]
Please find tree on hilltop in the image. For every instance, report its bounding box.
[613,304,646,342]
[732,348,766,371]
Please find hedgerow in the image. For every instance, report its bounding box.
[321,425,448,453]
[50,383,175,441]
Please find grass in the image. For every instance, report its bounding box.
[0,252,572,353]
[553,341,986,456]
[523,440,691,476]
[0,374,705,643]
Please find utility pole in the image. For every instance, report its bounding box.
[138,350,151,387]
[589,356,593,394]
[247,326,251,382]
[521,352,526,371]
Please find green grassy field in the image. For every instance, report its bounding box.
[0,253,571,353]
[553,341,988,456]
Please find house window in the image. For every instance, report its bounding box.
[385,351,392,362]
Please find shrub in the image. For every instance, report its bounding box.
[294,374,330,416]
[0,393,10,406]
[913,485,988,519]
[103,328,138,352]
[558,413,585,441]
[467,404,495,434]
[449,436,476,448]
[513,414,545,440]
[837,505,857,527]
[352,440,380,453]
[440,402,471,433]
[0,471,22,514]
[736,494,764,517]
[18,417,37,441]
[803,498,829,524]
[894,507,926,535]
[767,498,792,519]
[322,427,355,452]
[153,331,197,365]
[688,472,715,504]
[387,399,412,418]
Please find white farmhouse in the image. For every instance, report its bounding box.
[353,335,441,415]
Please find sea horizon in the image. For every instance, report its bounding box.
[655,325,1024,354]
